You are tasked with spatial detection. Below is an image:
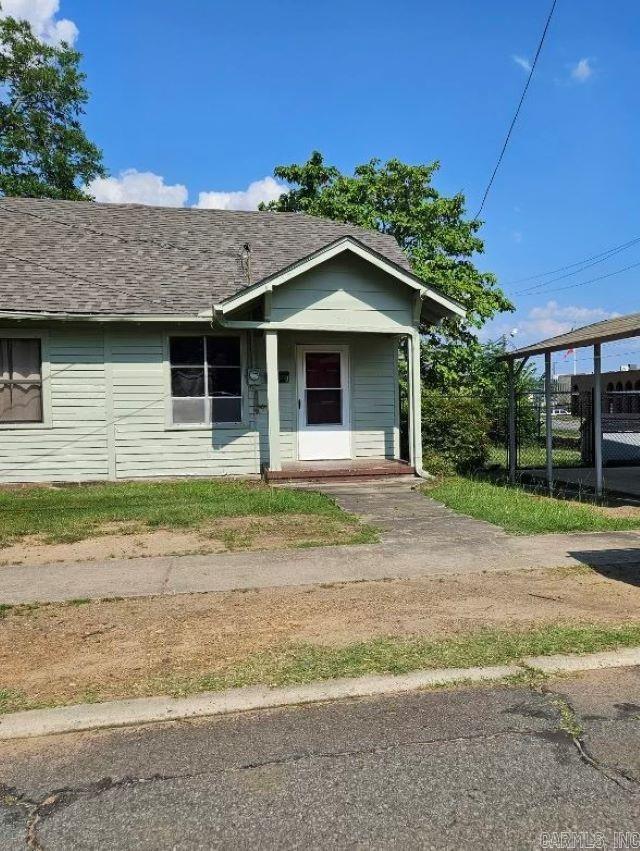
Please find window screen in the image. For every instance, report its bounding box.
[0,338,43,424]
[170,336,242,425]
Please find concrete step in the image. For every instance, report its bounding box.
[264,461,416,483]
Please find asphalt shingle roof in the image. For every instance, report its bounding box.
[0,198,412,316]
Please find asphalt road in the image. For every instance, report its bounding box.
[1,667,639,849]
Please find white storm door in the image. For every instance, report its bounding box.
[297,346,351,461]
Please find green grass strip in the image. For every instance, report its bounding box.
[426,476,640,534]
[154,622,640,697]
[0,479,351,545]
[3,622,639,714]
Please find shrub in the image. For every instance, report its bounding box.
[421,391,490,474]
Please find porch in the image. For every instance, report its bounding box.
[260,329,425,478]
[263,458,415,482]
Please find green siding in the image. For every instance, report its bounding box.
[0,327,109,482]
[270,254,413,330]
[273,331,399,463]
[0,323,399,482]
[109,328,260,479]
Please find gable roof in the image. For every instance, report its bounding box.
[217,235,465,319]
[0,198,422,317]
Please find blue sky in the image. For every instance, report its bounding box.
[4,0,639,372]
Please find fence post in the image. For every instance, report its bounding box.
[545,351,553,496]
[593,342,603,498]
[508,358,517,484]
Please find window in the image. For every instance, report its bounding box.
[0,338,43,424]
[305,352,343,425]
[170,336,242,425]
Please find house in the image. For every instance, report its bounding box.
[0,198,464,483]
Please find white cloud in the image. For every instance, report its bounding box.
[570,58,593,83]
[86,170,288,211]
[86,169,189,208]
[481,301,619,348]
[512,54,531,73]
[0,0,78,46]
[195,176,287,211]
[516,301,618,342]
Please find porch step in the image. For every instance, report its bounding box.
[263,460,416,483]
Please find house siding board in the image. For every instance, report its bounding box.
[0,323,399,482]
[109,328,261,479]
[270,255,413,331]
[0,326,109,482]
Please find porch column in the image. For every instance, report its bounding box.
[265,330,281,472]
[408,330,424,474]
[593,342,603,497]
[545,351,553,496]
[508,357,517,484]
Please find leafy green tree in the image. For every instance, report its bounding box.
[261,151,514,387]
[0,9,104,199]
[470,339,539,445]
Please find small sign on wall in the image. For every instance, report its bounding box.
[279,371,290,384]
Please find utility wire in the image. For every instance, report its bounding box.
[513,245,640,295]
[0,203,219,259]
[516,257,640,297]
[0,248,106,289]
[506,234,640,286]
[473,0,558,221]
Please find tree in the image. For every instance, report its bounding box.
[469,338,539,445]
[0,9,104,199]
[261,151,514,389]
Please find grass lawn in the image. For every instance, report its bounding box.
[2,566,640,714]
[488,444,583,470]
[0,479,371,547]
[2,617,639,714]
[151,623,640,698]
[426,476,640,535]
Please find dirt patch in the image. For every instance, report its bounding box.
[1,565,638,709]
[598,504,640,519]
[0,515,366,567]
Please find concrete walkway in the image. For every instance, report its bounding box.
[1,478,640,604]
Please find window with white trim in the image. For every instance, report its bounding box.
[170,336,242,425]
[0,338,43,423]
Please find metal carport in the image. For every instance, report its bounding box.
[499,311,640,498]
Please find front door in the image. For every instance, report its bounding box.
[297,346,351,461]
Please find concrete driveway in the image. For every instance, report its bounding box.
[2,666,638,849]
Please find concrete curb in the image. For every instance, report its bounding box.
[2,648,640,741]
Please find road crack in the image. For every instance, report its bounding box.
[541,687,639,793]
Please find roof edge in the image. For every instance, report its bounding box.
[499,312,640,360]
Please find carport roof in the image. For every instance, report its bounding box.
[501,310,640,359]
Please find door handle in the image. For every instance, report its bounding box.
[298,399,301,410]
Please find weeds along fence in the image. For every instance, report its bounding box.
[492,389,640,480]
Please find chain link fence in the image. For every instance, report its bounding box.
[491,388,640,498]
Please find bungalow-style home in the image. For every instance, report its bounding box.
[0,198,464,483]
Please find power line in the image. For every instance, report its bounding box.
[516,257,640,297]
[473,0,558,220]
[506,234,640,286]
[0,203,219,259]
[513,246,640,295]
[0,248,104,289]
